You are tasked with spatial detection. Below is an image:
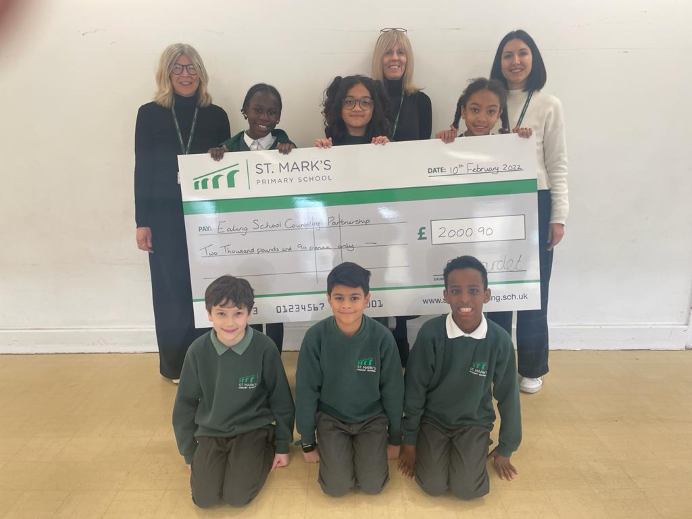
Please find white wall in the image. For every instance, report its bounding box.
[1,0,690,352]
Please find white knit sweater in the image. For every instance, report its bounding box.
[506,89,569,224]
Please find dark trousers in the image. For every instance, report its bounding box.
[250,323,284,353]
[415,419,490,500]
[374,317,413,367]
[393,316,414,367]
[149,202,206,379]
[191,426,274,508]
[488,190,554,378]
[316,412,389,497]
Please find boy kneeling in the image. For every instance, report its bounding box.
[296,262,404,496]
[399,256,521,499]
[173,276,295,507]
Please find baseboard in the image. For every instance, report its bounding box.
[0,328,159,354]
[539,324,689,350]
[287,321,689,351]
[0,321,688,353]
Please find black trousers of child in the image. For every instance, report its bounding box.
[191,426,274,508]
[316,411,389,497]
[250,323,284,353]
[374,317,412,367]
[415,418,490,500]
[487,190,554,378]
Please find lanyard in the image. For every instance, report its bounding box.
[515,90,533,128]
[171,106,199,155]
[391,94,405,138]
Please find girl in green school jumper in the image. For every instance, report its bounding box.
[208,83,296,352]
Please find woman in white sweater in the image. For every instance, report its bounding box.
[488,30,568,394]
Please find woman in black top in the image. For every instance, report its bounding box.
[371,29,433,366]
[371,28,432,142]
[134,43,230,381]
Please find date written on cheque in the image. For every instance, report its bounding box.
[427,163,524,175]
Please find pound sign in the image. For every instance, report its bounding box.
[417,227,427,240]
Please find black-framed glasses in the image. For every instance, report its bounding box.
[343,97,374,110]
[171,64,198,76]
[380,27,407,33]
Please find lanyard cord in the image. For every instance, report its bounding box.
[515,90,533,128]
[171,106,199,155]
[391,94,405,139]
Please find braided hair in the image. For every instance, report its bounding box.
[451,78,509,133]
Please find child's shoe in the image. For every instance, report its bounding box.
[519,376,542,394]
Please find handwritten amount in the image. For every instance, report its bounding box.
[200,243,357,257]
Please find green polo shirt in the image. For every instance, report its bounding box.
[210,326,253,356]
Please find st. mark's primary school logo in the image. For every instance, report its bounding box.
[469,362,488,377]
[238,374,258,389]
[194,163,240,190]
[356,358,377,373]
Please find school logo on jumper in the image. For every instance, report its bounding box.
[238,374,258,389]
[469,362,488,377]
[193,163,240,190]
[356,358,377,373]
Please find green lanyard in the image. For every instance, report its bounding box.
[171,106,199,155]
[515,90,533,128]
[391,94,405,139]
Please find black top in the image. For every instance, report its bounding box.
[384,78,432,142]
[134,93,230,227]
[332,134,370,146]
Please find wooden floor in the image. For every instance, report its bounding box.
[0,350,690,518]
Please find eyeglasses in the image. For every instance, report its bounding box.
[380,27,407,33]
[171,64,198,76]
[343,97,374,110]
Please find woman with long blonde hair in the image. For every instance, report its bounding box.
[371,29,433,366]
[134,43,230,381]
[371,28,432,142]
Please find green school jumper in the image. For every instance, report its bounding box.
[172,327,295,463]
[295,315,404,445]
[402,315,521,457]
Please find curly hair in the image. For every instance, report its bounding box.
[321,75,391,142]
[443,255,488,290]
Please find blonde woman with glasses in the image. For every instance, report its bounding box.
[134,43,230,382]
[371,28,433,366]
